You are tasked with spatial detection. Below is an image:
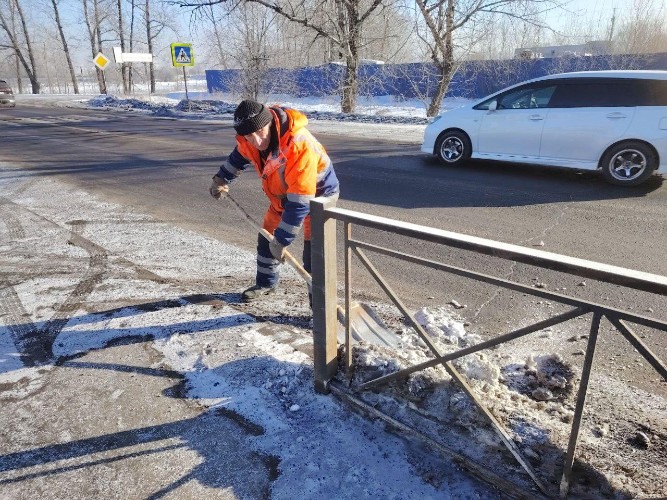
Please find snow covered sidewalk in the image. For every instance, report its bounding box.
[0,169,495,498]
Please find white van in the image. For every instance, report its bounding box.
[421,70,667,186]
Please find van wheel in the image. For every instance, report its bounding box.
[435,130,471,166]
[600,141,657,186]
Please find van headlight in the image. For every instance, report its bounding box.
[428,115,443,125]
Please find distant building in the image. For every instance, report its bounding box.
[515,41,611,59]
[328,59,385,66]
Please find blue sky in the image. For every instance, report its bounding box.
[545,0,659,31]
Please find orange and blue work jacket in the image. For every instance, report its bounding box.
[216,106,339,247]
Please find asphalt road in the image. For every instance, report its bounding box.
[1,100,666,347]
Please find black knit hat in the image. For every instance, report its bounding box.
[233,100,273,135]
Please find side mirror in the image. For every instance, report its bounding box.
[488,100,498,111]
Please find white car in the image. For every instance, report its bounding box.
[421,70,667,186]
[0,79,15,108]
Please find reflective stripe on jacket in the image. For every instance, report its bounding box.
[217,106,339,247]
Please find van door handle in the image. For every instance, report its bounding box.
[606,112,627,119]
[529,114,543,121]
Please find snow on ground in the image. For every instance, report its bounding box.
[0,172,496,498]
[79,91,473,144]
[87,90,473,124]
[27,88,473,144]
[2,93,666,498]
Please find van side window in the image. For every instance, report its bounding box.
[644,80,667,106]
[548,79,665,107]
[497,85,556,109]
[473,78,666,110]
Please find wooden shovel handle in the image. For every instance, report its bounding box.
[226,193,312,286]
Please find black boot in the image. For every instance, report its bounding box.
[242,284,277,302]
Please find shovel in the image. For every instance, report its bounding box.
[225,193,400,349]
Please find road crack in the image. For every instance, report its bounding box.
[471,201,572,321]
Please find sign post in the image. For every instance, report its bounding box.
[170,43,195,103]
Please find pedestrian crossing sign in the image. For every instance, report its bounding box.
[170,43,194,67]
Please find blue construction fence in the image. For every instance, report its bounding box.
[206,52,667,100]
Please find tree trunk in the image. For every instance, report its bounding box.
[8,4,22,93]
[117,0,129,93]
[51,0,79,94]
[13,0,40,93]
[83,0,106,94]
[341,54,358,113]
[338,0,360,113]
[426,0,454,117]
[15,54,22,93]
[428,61,454,117]
[94,0,106,93]
[129,0,135,91]
[145,0,155,93]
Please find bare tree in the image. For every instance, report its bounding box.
[143,0,175,93]
[236,4,275,99]
[176,0,385,113]
[359,2,416,63]
[0,1,23,92]
[412,0,563,116]
[196,4,228,69]
[465,10,548,61]
[0,0,40,93]
[50,0,79,94]
[117,0,130,93]
[198,2,279,99]
[82,0,107,93]
[613,0,667,55]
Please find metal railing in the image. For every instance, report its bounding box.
[309,197,667,498]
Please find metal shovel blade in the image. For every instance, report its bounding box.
[338,302,401,349]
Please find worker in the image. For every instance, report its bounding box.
[209,99,340,303]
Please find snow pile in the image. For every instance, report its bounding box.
[88,95,428,125]
[415,307,468,342]
[346,304,666,497]
[349,307,504,404]
[89,95,160,111]
[87,93,475,126]
[350,306,576,398]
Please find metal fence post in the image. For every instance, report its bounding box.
[559,312,601,498]
[310,196,339,393]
